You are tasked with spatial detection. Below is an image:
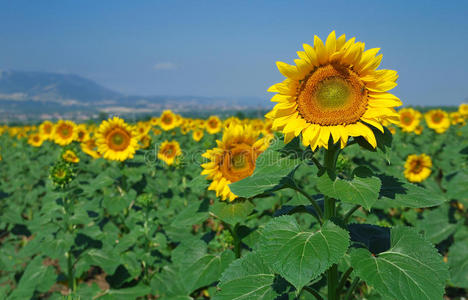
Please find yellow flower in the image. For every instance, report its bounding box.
[158,140,182,165]
[414,125,423,135]
[39,120,54,140]
[139,135,152,149]
[192,129,204,142]
[206,116,222,134]
[28,133,44,147]
[62,149,80,163]
[458,103,468,118]
[152,128,162,135]
[404,154,432,183]
[53,120,77,146]
[150,117,159,127]
[75,124,89,143]
[159,110,178,131]
[450,112,466,126]
[81,138,101,159]
[397,108,422,132]
[96,117,138,161]
[266,31,400,150]
[201,124,270,201]
[424,109,450,133]
[135,121,151,139]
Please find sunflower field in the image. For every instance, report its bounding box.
[1,32,468,300]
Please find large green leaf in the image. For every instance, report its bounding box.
[377,175,447,208]
[214,252,288,300]
[350,226,449,300]
[317,166,381,210]
[257,216,349,291]
[229,138,303,198]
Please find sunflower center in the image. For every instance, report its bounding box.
[55,169,66,179]
[162,115,172,124]
[58,125,73,138]
[432,113,443,123]
[220,144,256,182]
[44,124,52,134]
[410,159,424,174]
[401,114,413,125]
[107,128,131,151]
[297,64,368,126]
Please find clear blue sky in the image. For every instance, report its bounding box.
[1,0,467,106]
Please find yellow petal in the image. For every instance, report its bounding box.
[277,61,303,80]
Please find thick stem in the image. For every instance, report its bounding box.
[229,223,242,258]
[67,251,75,292]
[323,142,340,300]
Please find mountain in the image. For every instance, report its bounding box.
[0,70,270,121]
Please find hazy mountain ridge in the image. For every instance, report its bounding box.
[0,70,270,121]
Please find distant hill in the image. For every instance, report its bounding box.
[0,70,270,121]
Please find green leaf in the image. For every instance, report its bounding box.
[415,204,460,244]
[350,226,449,300]
[377,175,447,208]
[182,250,235,292]
[214,252,285,300]
[258,216,349,291]
[210,200,255,225]
[229,138,303,198]
[448,241,468,288]
[84,249,120,275]
[8,256,56,300]
[317,166,381,210]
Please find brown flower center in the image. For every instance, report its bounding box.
[220,144,256,182]
[107,128,131,151]
[297,64,368,125]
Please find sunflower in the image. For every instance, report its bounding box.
[96,117,138,161]
[424,109,450,134]
[135,121,151,139]
[49,161,75,188]
[75,124,89,142]
[139,135,152,149]
[414,125,423,135]
[81,138,101,159]
[192,129,204,142]
[404,154,432,183]
[459,103,468,118]
[53,120,77,146]
[150,117,159,127]
[201,124,270,201]
[28,133,44,147]
[158,140,182,165]
[39,120,54,140]
[152,128,162,135]
[206,116,222,134]
[265,31,400,150]
[397,108,421,132]
[62,149,80,163]
[450,112,466,126]
[159,110,178,131]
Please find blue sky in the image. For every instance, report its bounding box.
[1,0,467,106]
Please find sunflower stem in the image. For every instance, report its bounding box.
[323,141,340,300]
[344,205,361,224]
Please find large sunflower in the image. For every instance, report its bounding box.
[404,154,432,183]
[266,31,400,150]
[158,140,182,165]
[201,124,270,201]
[96,117,138,161]
[397,108,422,133]
[424,109,450,134]
[53,120,77,146]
